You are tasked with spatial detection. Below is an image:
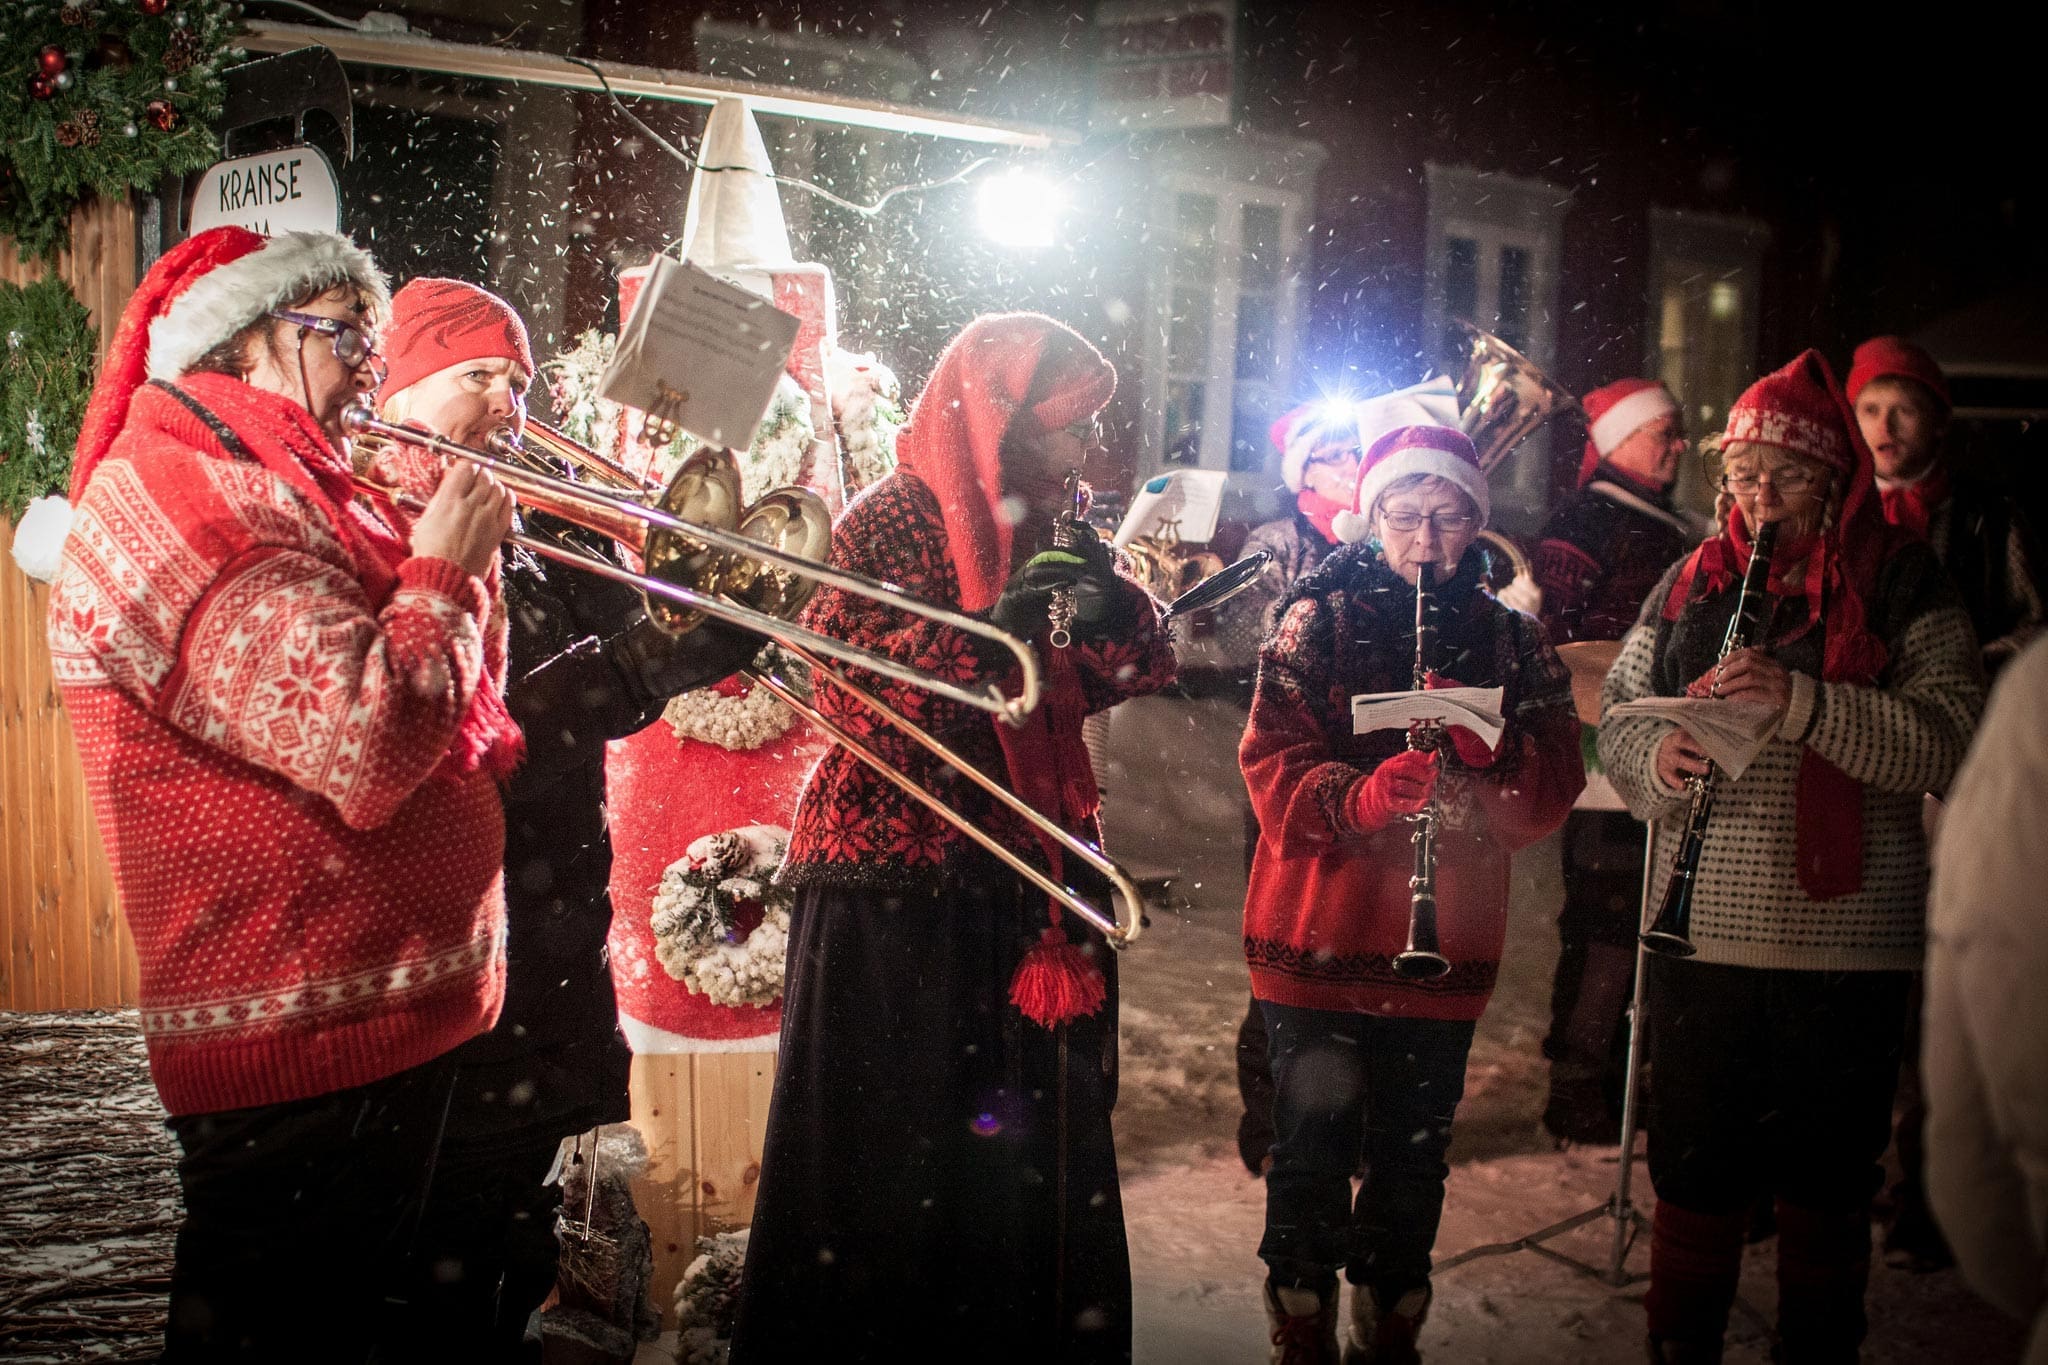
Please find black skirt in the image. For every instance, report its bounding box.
[729,863,1131,1364]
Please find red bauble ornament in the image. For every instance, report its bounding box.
[145,99,178,132]
[29,73,58,100]
[140,0,170,13]
[39,46,70,77]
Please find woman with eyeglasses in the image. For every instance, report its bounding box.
[46,227,520,1362]
[1596,352,1984,1365]
[731,314,1175,1365]
[1239,425,1583,1362]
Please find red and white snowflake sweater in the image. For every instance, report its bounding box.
[47,379,510,1116]
[779,471,1177,891]
[1240,546,1583,1020]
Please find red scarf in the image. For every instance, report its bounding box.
[1296,487,1347,544]
[1877,465,1949,540]
[167,374,524,781]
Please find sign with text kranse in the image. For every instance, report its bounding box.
[598,256,801,448]
[187,146,340,236]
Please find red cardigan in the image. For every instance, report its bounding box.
[1240,547,1582,1020]
[48,382,509,1115]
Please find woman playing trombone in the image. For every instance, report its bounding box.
[1240,425,1582,1364]
[730,314,1175,1364]
[1597,352,1982,1364]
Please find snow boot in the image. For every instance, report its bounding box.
[1263,1281,1340,1365]
[1342,1281,1430,1365]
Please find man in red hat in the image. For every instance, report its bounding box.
[1848,334,2041,677]
[47,228,519,1361]
[1530,378,1700,1143]
[371,277,760,1361]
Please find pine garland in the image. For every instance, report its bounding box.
[0,274,96,519]
[1,0,238,261]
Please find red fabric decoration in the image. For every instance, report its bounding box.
[1660,350,1917,900]
[890,312,1114,615]
[1845,335,1951,410]
[1578,378,1677,488]
[1878,464,1950,540]
[70,226,268,501]
[1008,925,1108,1027]
[379,277,536,399]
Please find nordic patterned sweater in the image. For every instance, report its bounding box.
[1240,544,1584,1019]
[1597,541,1984,972]
[778,470,1177,893]
[47,382,509,1116]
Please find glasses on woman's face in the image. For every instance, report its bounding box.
[1380,509,1477,535]
[269,309,386,386]
[1721,465,1820,495]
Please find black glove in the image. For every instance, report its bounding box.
[990,527,1133,639]
[607,613,769,704]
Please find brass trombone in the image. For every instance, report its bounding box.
[348,403,1145,946]
[339,401,1042,722]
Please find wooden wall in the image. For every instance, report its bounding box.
[0,197,138,1014]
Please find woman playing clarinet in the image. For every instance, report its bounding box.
[1241,425,1583,1363]
[1598,352,1984,1365]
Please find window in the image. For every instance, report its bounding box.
[1647,209,1768,516]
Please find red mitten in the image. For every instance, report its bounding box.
[1344,747,1440,832]
[1424,670,1499,767]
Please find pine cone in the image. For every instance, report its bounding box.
[59,3,89,24]
[56,121,84,149]
[163,30,199,74]
[78,109,102,147]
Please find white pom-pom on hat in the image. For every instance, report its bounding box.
[10,494,75,583]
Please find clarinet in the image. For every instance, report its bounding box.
[1394,560,1453,981]
[1046,470,1083,650]
[1640,517,1781,957]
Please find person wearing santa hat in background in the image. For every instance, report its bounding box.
[46,228,518,1361]
[1598,352,1983,1364]
[729,314,1175,1365]
[368,278,762,1361]
[1240,424,1583,1363]
[1848,335,2041,678]
[1528,378,1701,1146]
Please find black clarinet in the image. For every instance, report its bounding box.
[1394,561,1453,981]
[1640,517,1781,957]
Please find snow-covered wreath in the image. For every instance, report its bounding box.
[650,825,792,1009]
[660,644,809,751]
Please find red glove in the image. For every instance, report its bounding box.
[1424,670,1500,768]
[1344,748,1440,833]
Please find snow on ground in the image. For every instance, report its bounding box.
[1096,690,2023,1365]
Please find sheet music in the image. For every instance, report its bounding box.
[1351,685,1507,749]
[1604,696,1781,779]
[598,256,801,448]
[1112,469,1229,548]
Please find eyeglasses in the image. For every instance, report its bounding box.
[269,310,386,386]
[1721,466,1821,495]
[1379,510,1478,534]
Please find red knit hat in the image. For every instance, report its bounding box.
[1723,353,1857,474]
[1578,377,1678,487]
[891,313,1116,613]
[1270,402,1361,493]
[379,277,535,400]
[70,227,389,501]
[1845,335,1951,411]
[1331,424,1488,545]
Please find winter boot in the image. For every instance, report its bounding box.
[1342,1281,1430,1365]
[1263,1281,1340,1365]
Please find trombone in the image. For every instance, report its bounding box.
[339,401,1041,723]
[347,404,1145,946]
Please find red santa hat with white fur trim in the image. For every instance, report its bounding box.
[1330,424,1490,544]
[1577,378,1678,487]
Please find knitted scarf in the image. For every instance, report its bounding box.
[1877,464,1949,540]
[159,373,524,781]
[1295,486,1347,545]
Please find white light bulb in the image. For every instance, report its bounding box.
[976,170,1063,251]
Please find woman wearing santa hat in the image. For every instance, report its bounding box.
[46,227,517,1360]
[730,313,1176,1365]
[1597,351,1984,1363]
[1240,424,1583,1363]
[367,277,761,1361]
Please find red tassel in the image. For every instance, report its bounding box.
[1008,926,1106,1028]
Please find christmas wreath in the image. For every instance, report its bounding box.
[649,825,792,1010]
[1,0,238,261]
[0,273,96,521]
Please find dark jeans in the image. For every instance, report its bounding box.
[1645,958,1910,1215]
[1258,1001,1476,1297]
[163,1055,460,1364]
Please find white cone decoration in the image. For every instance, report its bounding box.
[11,494,75,583]
[680,98,797,293]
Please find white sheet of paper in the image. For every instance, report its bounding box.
[598,256,801,448]
[1112,469,1229,547]
[1351,685,1507,749]
[1604,696,1781,779]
